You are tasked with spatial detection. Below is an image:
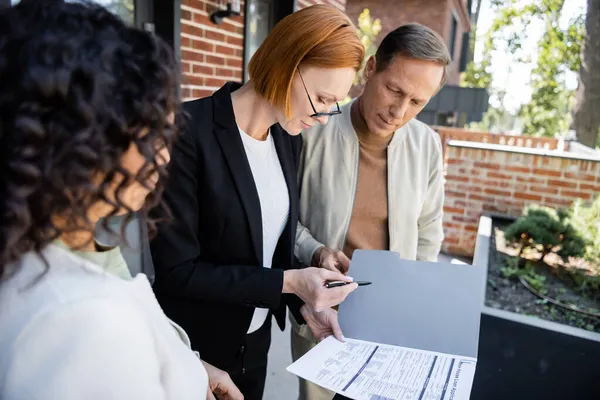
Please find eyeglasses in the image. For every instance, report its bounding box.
[297,69,342,118]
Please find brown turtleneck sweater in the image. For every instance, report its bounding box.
[342,106,391,259]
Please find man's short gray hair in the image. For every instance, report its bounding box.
[375,23,451,86]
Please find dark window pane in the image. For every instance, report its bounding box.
[244,0,274,81]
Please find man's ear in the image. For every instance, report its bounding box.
[363,56,377,80]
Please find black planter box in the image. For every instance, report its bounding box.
[471,214,600,399]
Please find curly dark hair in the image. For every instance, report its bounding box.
[0,1,181,275]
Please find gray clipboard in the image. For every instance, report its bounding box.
[338,250,486,358]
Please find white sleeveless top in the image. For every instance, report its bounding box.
[238,126,290,334]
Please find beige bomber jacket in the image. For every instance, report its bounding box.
[295,100,445,265]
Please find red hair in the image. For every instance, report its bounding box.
[249,5,365,117]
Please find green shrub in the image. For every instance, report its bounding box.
[570,195,600,263]
[504,205,587,263]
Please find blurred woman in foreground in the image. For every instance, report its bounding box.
[0,2,240,399]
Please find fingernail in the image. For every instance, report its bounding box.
[340,335,346,342]
[346,276,354,281]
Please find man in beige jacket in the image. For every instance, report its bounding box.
[292,23,451,400]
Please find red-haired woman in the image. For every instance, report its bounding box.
[150,5,365,399]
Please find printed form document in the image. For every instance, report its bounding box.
[287,250,486,400]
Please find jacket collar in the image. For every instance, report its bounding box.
[212,81,243,132]
[211,82,297,266]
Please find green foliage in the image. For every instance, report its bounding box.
[460,30,493,89]
[504,205,587,263]
[569,196,600,263]
[501,259,548,294]
[516,0,583,137]
[569,270,600,296]
[465,0,585,136]
[354,9,381,86]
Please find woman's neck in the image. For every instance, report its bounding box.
[59,230,97,252]
[231,82,277,141]
[55,214,101,252]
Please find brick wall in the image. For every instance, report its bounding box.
[346,0,470,86]
[434,126,568,157]
[443,141,600,257]
[180,0,347,101]
[180,0,245,101]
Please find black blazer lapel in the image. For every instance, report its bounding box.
[211,83,264,266]
[271,125,298,260]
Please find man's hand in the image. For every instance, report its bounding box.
[283,268,357,312]
[202,361,244,400]
[300,304,344,342]
[312,246,350,274]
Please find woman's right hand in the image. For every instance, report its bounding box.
[202,361,244,400]
[283,268,357,312]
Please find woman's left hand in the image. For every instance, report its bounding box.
[300,304,345,342]
[202,361,244,400]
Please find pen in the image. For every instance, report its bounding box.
[325,281,372,288]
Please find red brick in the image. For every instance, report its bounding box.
[192,64,214,75]
[181,23,204,38]
[507,166,532,173]
[484,188,511,197]
[216,67,236,77]
[446,175,469,183]
[543,197,573,207]
[533,168,561,177]
[516,175,545,184]
[191,89,213,99]
[446,158,465,165]
[529,186,558,195]
[484,205,509,214]
[468,194,494,203]
[474,162,500,170]
[205,30,226,42]
[446,190,467,199]
[444,206,465,214]
[191,39,214,52]
[181,9,192,21]
[465,225,479,232]
[181,36,192,48]
[205,77,228,88]
[181,62,192,74]
[226,58,243,68]
[226,35,244,47]
[452,216,479,224]
[206,55,226,65]
[182,75,204,86]
[471,178,494,187]
[457,184,481,194]
[560,190,592,200]
[443,222,463,230]
[444,236,460,245]
[580,183,600,192]
[183,0,204,11]
[215,45,236,56]
[547,179,577,188]
[488,172,512,180]
[217,21,244,35]
[192,13,213,26]
[181,50,204,63]
[565,172,596,182]
[514,192,542,202]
